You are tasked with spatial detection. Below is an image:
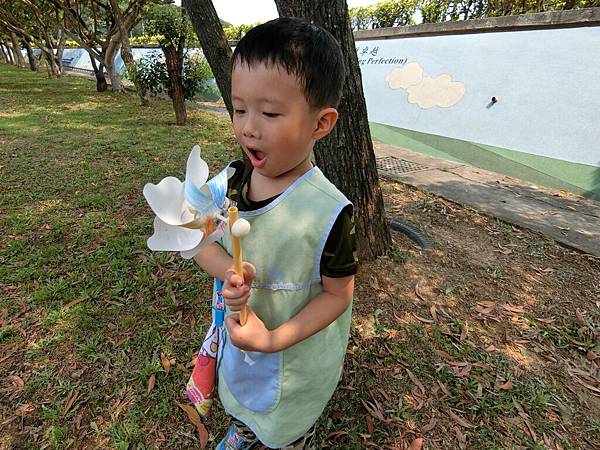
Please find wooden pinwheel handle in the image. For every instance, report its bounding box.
[228,207,248,326]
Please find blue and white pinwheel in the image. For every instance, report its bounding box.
[143,145,234,259]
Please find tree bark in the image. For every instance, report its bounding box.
[88,50,108,92]
[22,40,39,71]
[274,0,391,261]
[10,32,25,66]
[109,0,149,105]
[1,42,13,64]
[56,28,66,75]
[105,44,122,92]
[4,43,15,64]
[164,43,187,125]
[183,0,233,119]
[0,43,8,63]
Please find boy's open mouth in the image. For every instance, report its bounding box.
[247,147,267,168]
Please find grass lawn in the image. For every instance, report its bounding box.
[1,63,599,450]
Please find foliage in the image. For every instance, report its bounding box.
[132,51,168,95]
[347,0,600,27]
[419,0,600,23]
[143,3,195,48]
[133,50,213,100]
[222,23,261,41]
[350,0,419,30]
[128,34,163,46]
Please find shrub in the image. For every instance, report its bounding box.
[133,50,214,101]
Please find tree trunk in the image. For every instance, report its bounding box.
[10,32,25,67]
[164,44,187,125]
[0,43,10,64]
[106,62,122,92]
[109,0,148,104]
[56,28,67,75]
[41,47,60,77]
[41,31,61,77]
[274,0,391,261]
[183,0,234,119]
[22,40,39,71]
[7,45,16,65]
[0,42,12,64]
[89,50,108,92]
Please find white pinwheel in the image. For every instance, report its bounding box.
[143,145,234,259]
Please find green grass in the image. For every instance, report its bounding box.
[0,64,239,449]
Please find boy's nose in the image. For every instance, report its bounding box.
[242,116,259,139]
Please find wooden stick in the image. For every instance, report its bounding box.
[228,206,248,326]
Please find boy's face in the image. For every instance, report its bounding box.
[231,62,324,179]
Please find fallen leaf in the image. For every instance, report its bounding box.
[366,415,374,435]
[421,417,438,433]
[161,353,171,376]
[495,243,512,255]
[114,336,128,348]
[15,404,35,416]
[430,305,438,322]
[503,304,525,314]
[475,383,483,399]
[406,368,425,396]
[62,391,80,417]
[360,398,385,421]
[460,321,469,341]
[147,374,156,395]
[326,431,349,440]
[415,282,426,301]
[448,410,476,429]
[497,380,513,390]
[407,437,424,450]
[3,375,24,391]
[177,402,208,448]
[414,314,434,324]
[455,427,467,449]
[437,381,451,396]
[535,317,556,324]
[330,411,342,422]
[64,298,84,308]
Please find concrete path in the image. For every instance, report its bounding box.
[374,142,600,257]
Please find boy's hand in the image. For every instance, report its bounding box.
[221,261,256,312]
[225,307,276,353]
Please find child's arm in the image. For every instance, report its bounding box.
[225,274,354,353]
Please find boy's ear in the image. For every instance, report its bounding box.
[312,107,339,141]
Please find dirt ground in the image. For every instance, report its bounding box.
[340,179,600,449]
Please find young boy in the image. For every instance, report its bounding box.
[194,17,357,449]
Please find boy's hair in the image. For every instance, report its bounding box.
[231,17,346,108]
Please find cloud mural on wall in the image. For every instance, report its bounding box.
[385,62,465,109]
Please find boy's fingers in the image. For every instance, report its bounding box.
[242,262,256,279]
[222,285,249,299]
[228,273,244,287]
[224,295,249,311]
[225,314,241,329]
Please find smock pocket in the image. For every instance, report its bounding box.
[221,338,281,413]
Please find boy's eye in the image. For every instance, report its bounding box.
[263,112,280,118]
[234,109,245,115]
